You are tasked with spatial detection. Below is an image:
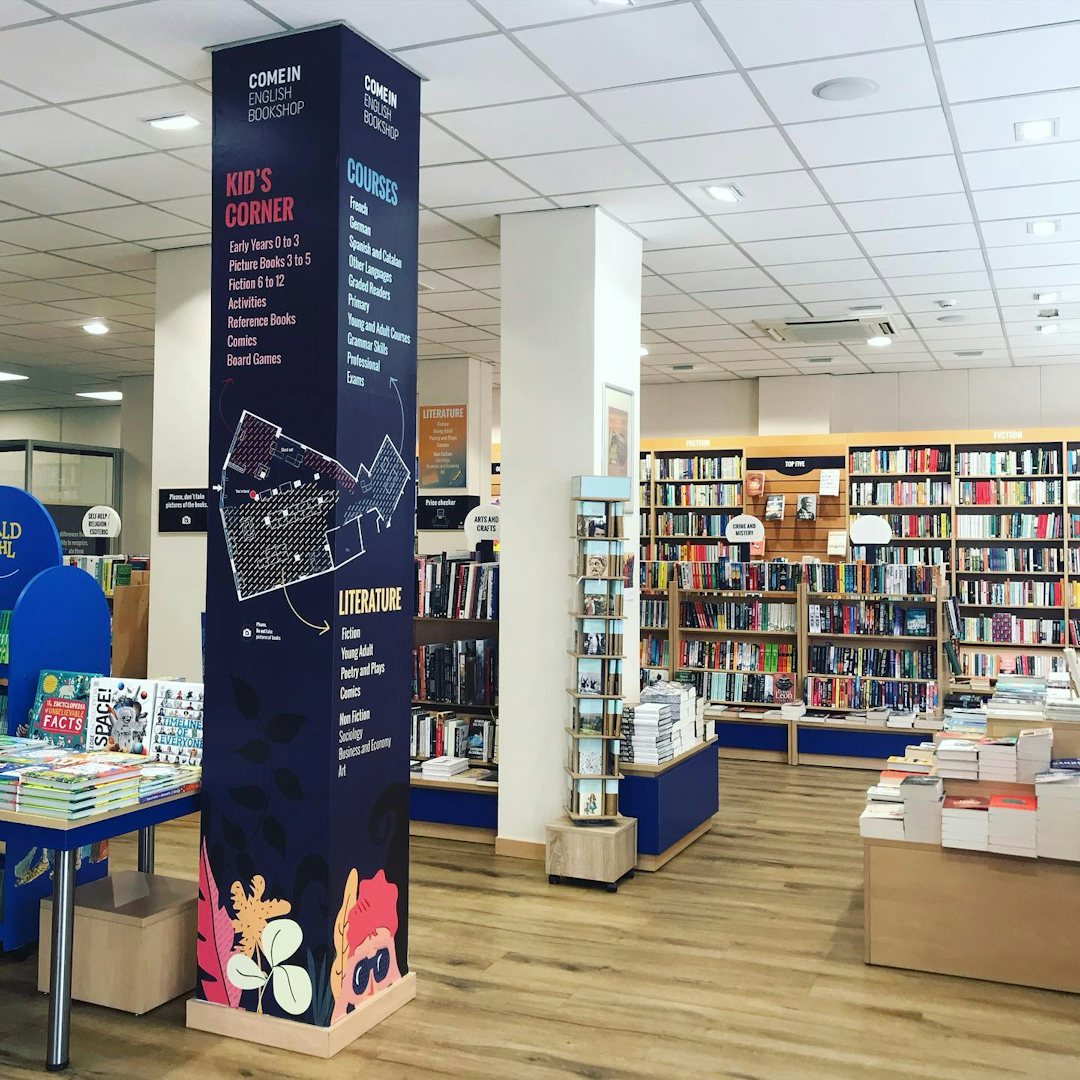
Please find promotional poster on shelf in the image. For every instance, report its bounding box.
[202,26,419,1027]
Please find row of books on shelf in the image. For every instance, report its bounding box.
[804,677,939,712]
[851,545,950,565]
[640,635,670,668]
[64,555,149,597]
[412,640,498,706]
[409,757,497,785]
[680,640,796,673]
[848,447,950,475]
[955,479,1063,505]
[954,448,1062,476]
[956,580,1063,606]
[959,652,1064,677]
[414,553,498,620]
[868,512,951,539]
[808,643,936,680]
[680,599,797,633]
[409,707,497,764]
[651,483,742,507]
[621,681,706,765]
[0,736,200,819]
[641,559,802,593]
[957,614,1064,645]
[655,511,733,537]
[849,480,951,506]
[684,670,796,705]
[956,546,1066,572]
[649,455,743,481]
[803,563,940,596]
[640,599,669,629]
[644,542,730,562]
[807,600,933,637]
[955,512,1062,540]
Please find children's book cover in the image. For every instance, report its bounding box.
[148,681,204,765]
[28,671,96,749]
[87,678,157,754]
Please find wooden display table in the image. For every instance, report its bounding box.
[864,838,1080,993]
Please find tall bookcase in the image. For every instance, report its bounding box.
[953,438,1065,679]
[1068,440,1080,648]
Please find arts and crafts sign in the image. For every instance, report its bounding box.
[200,26,419,1030]
[418,404,467,488]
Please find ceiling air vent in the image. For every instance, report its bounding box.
[756,316,897,345]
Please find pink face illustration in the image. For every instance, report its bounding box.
[332,870,401,1021]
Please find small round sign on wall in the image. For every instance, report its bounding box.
[848,514,893,546]
[724,514,765,544]
[464,503,500,547]
[82,505,121,539]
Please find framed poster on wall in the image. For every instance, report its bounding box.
[603,384,634,478]
[419,404,467,488]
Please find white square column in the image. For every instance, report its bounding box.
[498,207,642,853]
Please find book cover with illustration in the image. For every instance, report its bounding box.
[148,681,204,765]
[28,671,96,749]
[87,678,157,753]
[746,472,765,497]
[576,738,605,776]
[765,494,786,521]
[576,778,604,817]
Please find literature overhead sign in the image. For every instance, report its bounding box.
[419,404,467,488]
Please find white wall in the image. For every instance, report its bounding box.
[640,364,1080,439]
[0,406,121,445]
[147,247,210,680]
[119,375,153,554]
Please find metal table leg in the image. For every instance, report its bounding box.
[137,826,155,874]
[46,848,77,1072]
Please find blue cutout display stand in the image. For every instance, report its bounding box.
[0,486,113,952]
[620,740,719,868]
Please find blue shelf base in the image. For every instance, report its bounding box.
[410,783,497,832]
[715,719,788,754]
[797,726,923,765]
[620,740,719,870]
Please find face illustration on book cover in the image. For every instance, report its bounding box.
[585,554,609,578]
[796,494,818,521]
[746,472,765,497]
[773,674,795,704]
[765,494,785,521]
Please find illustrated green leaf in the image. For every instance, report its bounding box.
[272,964,312,1016]
[262,918,302,967]
[226,952,267,990]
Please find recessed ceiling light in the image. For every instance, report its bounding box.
[937,314,965,323]
[955,350,983,358]
[1037,323,1058,334]
[936,299,957,309]
[849,303,885,314]
[76,390,123,401]
[593,0,633,6]
[807,356,832,365]
[812,77,879,102]
[148,113,200,131]
[703,183,745,204]
[866,335,892,347]
[672,364,694,371]
[1014,118,1058,143]
[639,346,649,357]
[1028,219,1059,236]
[0,371,28,382]
[82,319,109,335]
[1035,291,1059,303]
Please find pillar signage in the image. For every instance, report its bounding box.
[199,25,419,1035]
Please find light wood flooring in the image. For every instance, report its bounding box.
[3,759,1080,1079]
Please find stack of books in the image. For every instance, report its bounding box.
[900,775,945,843]
[1016,727,1053,783]
[419,756,469,779]
[978,737,1018,782]
[987,794,1038,857]
[886,710,917,730]
[621,702,675,765]
[935,739,980,779]
[859,802,905,839]
[943,707,988,735]
[942,795,990,850]
[3,759,142,819]
[986,676,1047,723]
[1036,770,1080,861]
[137,764,202,802]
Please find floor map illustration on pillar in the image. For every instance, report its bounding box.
[196,24,419,1047]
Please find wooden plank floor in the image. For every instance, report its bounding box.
[2,760,1080,1079]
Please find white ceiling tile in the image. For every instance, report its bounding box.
[418,271,473,293]
[51,271,151,297]
[897,290,996,312]
[770,258,876,285]
[694,286,796,308]
[705,0,922,65]
[982,213,1080,248]
[0,252,99,280]
[801,297,896,318]
[938,23,1080,102]
[666,326,750,345]
[720,304,806,322]
[500,145,658,195]
[787,108,953,169]
[438,198,552,236]
[170,144,210,172]
[442,265,501,290]
[419,211,473,244]
[641,293,704,313]
[0,1,43,28]
[421,161,537,207]
[874,250,987,277]
[64,153,209,202]
[0,108,153,171]
[418,239,500,270]
[261,0,494,46]
[815,157,963,203]
[713,204,845,243]
[998,286,1080,307]
[58,205,204,241]
[1013,352,1080,366]
[664,267,774,292]
[66,85,211,149]
[50,243,153,272]
[644,244,749,275]
[989,242,1080,270]
[925,0,1080,39]
[787,279,892,303]
[907,307,1000,328]
[748,48,940,124]
[743,234,862,266]
[417,311,464,331]
[0,280,89,304]
[516,5,732,93]
[992,264,1080,288]
[0,150,36,177]
[553,184,693,223]
[838,193,973,232]
[583,72,769,143]
[0,83,39,114]
[477,0,670,28]
[156,195,211,227]
[637,128,801,182]
[437,97,614,158]
[678,170,826,216]
[0,169,130,213]
[918,322,1004,341]
[0,21,170,101]
[420,119,482,167]
[965,143,1080,191]
[951,88,1080,153]
[883,270,991,294]
[75,0,281,80]
[973,181,1080,221]
[859,223,981,256]
[0,217,109,251]
[641,310,722,330]
[637,217,727,249]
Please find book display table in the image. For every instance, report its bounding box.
[863,837,1080,993]
[0,791,199,1071]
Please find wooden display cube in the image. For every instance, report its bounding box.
[39,870,197,1015]
[545,815,637,891]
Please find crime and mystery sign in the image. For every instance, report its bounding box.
[157,489,208,533]
[725,514,765,543]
